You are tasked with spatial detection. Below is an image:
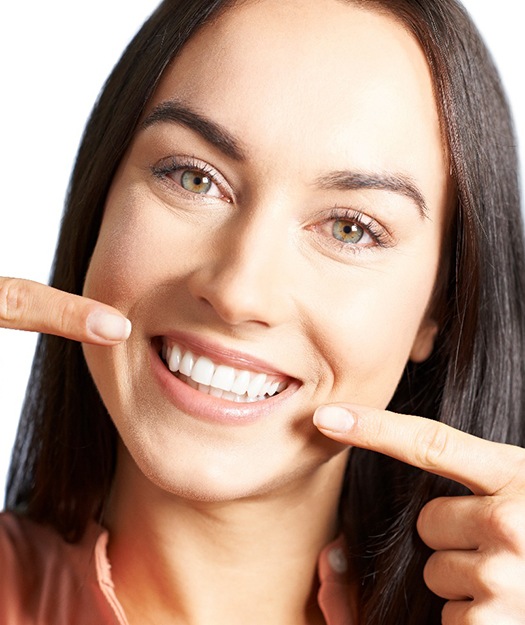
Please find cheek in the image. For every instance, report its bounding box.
[311,259,438,408]
[83,215,147,310]
[83,191,188,311]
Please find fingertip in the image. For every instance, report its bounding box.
[86,310,132,343]
[313,404,356,434]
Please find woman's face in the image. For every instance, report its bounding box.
[83,0,450,502]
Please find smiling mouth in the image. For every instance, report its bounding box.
[159,339,290,403]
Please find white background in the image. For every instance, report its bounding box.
[1,1,524,504]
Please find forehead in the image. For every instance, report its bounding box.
[145,0,447,210]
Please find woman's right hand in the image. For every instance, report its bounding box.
[0,277,131,344]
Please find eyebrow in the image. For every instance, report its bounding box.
[142,100,246,161]
[315,171,429,219]
[142,99,429,219]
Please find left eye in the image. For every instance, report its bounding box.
[174,168,222,197]
[332,219,372,245]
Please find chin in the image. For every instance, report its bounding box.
[112,410,348,507]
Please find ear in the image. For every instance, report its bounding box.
[409,317,439,363]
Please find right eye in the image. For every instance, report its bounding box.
[152,156,231,202]
[173,168,222,197]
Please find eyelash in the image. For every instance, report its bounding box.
[151,157,392,253]
[320,207,392,252]
[151,155,231,201]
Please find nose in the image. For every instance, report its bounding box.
[187,211,294,328]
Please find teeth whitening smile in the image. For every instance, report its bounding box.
[161,341,288,403]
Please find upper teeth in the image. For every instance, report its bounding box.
[163,342,287,399]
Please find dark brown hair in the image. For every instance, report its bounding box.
[6,1,525,623]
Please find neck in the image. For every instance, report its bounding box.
[104,446,349,625]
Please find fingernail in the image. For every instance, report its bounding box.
[313,405,355,433]
[87,310,132,342]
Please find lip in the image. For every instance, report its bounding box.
[150,332,301,424]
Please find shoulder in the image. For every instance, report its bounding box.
[0,509,66,561]
[0,511,120,624]
[0,510,94,581]
[0,511,59,598]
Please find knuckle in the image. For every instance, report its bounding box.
[474,555,508,597]
[368,414,390,446]
[509,448,525,488]
[0,278,28,323]
[485,498,525,548]
[413,421,451,470]
[57,295,81,334]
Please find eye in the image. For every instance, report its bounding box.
[308,208,392,256]
[328,209,388,249]
[151,156,231,201]
[182,170,212,194]
[332,219,372,245]
[172,168,222,198]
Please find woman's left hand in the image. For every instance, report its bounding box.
[314,404,525,623]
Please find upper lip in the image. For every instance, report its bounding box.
[156,330,299,382]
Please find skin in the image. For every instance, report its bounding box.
[314,405,525,623]
[2,0,525,623]
[82,0,445,505]
[84,1,446,622]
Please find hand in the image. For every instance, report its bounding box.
[314,403,525,624]
[0,277,131,344]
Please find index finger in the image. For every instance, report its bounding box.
[313,403,525,496]
[0,277,131,344]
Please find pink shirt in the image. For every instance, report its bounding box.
[0,512,357,624]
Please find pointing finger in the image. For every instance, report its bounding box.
[313,403,525,496]
[0,277,131,344]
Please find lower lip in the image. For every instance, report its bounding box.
[150,346,299,425]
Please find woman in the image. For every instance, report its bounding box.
[2,0,525,623]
